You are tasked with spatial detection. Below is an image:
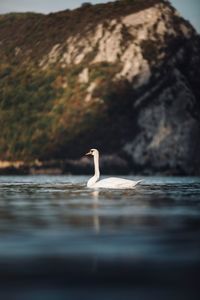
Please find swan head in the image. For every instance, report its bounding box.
[85,148,99,157]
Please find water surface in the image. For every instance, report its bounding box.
[0,175,200,299]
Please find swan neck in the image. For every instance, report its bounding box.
[94,152,100,179]
[87,151,100,187]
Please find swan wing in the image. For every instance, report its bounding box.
[93,177,142,189]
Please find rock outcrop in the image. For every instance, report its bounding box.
[0,0,200,174]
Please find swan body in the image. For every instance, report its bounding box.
[86,149,142,189]
[88,177,142,189]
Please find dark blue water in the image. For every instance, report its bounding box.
[0,176,200,299]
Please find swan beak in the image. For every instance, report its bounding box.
[85,151,91,156]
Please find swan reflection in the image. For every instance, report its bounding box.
[91,190,100,233]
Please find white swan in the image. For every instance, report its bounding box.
[85,149,142,189]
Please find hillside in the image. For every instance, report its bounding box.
[0,0,200,174]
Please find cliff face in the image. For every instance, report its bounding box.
[0,0,200,174]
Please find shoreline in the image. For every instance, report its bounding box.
[0,158,197,176]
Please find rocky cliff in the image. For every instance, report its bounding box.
[0,0,200,174]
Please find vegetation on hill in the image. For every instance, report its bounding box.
[0,0,162,161]
[0,58,136,160]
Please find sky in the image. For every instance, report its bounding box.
[0,0,199,32]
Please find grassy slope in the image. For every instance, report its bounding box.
[0,0,192,161]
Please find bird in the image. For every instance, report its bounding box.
[85,148,142,189]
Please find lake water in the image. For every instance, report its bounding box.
[0,175,200,299]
